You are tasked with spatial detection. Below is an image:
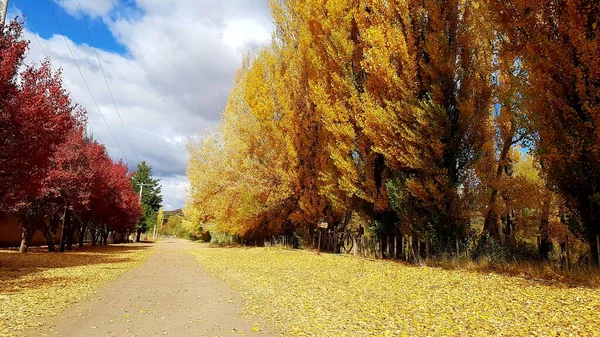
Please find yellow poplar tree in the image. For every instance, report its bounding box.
[490,0,600,263]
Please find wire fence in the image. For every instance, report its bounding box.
[259,231,600,271]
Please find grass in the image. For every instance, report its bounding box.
[190,245,600,337]
[0,244,153,336]
[429,256,600,287]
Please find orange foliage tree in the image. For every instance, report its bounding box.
[491,0,600,263]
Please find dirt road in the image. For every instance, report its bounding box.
[27,239,277,337]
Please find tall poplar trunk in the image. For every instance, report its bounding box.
[579,198,600,266]
[539,197,553,261]
[482,121,516,245]
[136,230,142,242]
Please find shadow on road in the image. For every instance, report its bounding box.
[0,243,152,286]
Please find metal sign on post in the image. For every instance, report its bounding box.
[318,221,328,229]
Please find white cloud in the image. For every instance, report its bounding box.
[24,0,273,210]
[54,0,117,18]
[158,175,189,211]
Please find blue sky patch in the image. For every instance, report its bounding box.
[11,0,128,55]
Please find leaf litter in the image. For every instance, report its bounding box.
[190,246,600,337]
[0,244,152,336]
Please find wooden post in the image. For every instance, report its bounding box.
[408,235,412,262]
[417,240,421,260]
[426,238,430,260]
[401,236,405,261]
[394,236,397,259]
[353,235,357,256]
[386,236,391,259]
[317,230,322,255]
[455,237,459,258]
[566,235,571,272]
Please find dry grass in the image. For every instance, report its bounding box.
[190,245,600,337]
[429,257,600,287]
[0,244,153,336]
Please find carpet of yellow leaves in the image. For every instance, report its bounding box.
[0,244,152,336]
[190,246,600,337]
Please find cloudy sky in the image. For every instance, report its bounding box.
[8,0,274,210]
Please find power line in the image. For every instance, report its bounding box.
[76,0,141,163]
[43,0,130,165]
[13,0,105,146]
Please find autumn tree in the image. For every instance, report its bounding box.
[270,3,345,230]
[187,53,299,239]
[37,126,91,252]
[490,0,600,263]
[156,208,164,236]
[270,0,403,234]
[0,20,84,252]
[286,0,495,240]
[0,21,76,215]
[0,20,141,252]
[479,53,532,245]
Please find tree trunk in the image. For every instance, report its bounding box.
[19,226,35,253]
[78,225,86,248]
[539,198,553,261]
[59,205,70,253]
[66,226,74,251]
[42,216,61,252]
[579,198,600,266]
[44,229,56,252]
[91,227,99,246]
[503,200,516,253]
[136,230,142,243]
[102,229,109,246]
[483,191,503,242]
[482,116,517,246]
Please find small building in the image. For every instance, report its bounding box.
[0,212,48,248]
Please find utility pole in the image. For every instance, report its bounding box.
[136,183,151,242]
[1,0,9,26]
[138,183,152,204]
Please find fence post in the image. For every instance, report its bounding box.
[417,239,421,260]
[408,235,412,262]
[426,238,430,260]
[401,236,405,261]
[386,236,390,259]
[394,236,397,259]
[455,237,459,258]
[566,235,571,272]
[317,230,322,255]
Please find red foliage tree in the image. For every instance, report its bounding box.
[1,20,142,252]
[1,20,77,213]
